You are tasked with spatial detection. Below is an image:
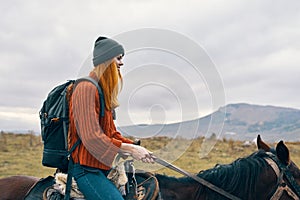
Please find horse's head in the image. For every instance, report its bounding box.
[257,135,300,199]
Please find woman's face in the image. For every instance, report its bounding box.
[114,54,124,72]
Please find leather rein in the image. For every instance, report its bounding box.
[154,153,300,200]
[154,157,241,200]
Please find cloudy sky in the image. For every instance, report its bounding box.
[0,0,299,132]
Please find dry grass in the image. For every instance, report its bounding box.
[0,132,299,178]
[0,132,55,178]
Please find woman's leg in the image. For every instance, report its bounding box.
[73,164,123,200]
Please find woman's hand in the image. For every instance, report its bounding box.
[120,143,154,163]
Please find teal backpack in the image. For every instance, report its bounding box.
[39,77,105,200]
[39,77,105,171]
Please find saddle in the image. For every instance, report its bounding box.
[26,160,161,200]
[24,176,55,200]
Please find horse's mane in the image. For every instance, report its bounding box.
[156,150,269,199]
[197,150,269,199]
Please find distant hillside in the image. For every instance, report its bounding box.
[118,103,300,142]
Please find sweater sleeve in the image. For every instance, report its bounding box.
[113,131,134,144]
[72,81,121,167]
[111,121,134,144]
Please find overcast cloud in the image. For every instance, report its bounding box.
[0,0,299,132]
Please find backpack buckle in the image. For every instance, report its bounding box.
[51,117,60,122]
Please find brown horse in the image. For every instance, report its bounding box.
[0,135,299,200]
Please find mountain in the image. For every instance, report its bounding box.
[118,103,300,142]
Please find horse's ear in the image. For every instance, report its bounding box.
[276,141,290,166]
[257,135,271,151]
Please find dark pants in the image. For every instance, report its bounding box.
[72,164,123,200]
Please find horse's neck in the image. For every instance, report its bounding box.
[155,174,200,200]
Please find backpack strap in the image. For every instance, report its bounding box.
[64,138,82,200]
[75,76,105,117]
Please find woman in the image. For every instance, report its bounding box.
[68,36,154,199]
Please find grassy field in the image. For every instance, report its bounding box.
[0,132,299,178]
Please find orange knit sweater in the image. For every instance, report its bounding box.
[68,75,133,170]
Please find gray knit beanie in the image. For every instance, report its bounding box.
[93,36,124,67]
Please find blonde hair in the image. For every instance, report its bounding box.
[92,60,123,110]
